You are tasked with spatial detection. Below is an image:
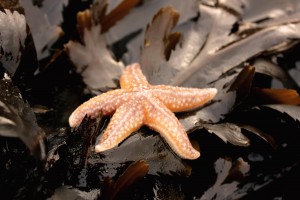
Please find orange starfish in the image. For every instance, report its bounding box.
[69,63,217,159]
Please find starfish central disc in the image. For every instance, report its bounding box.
[69,63,217,159]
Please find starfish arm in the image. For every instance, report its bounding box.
[151,85,217,112]
[95,100,144,152]
[69,89,131,127]
[144,97,200,159]
[120,63,149,89]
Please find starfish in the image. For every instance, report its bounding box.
[69,63,217,159]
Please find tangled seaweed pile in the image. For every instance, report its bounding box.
[1,0,300,199]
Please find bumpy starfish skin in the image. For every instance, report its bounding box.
[69,63,217,159]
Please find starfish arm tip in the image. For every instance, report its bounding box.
[190,149,200,160]
[209,88,218,97]
[69,112,79,128]
[210,88,218,96]
[179,147,200,159]
[95,144,108,153]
